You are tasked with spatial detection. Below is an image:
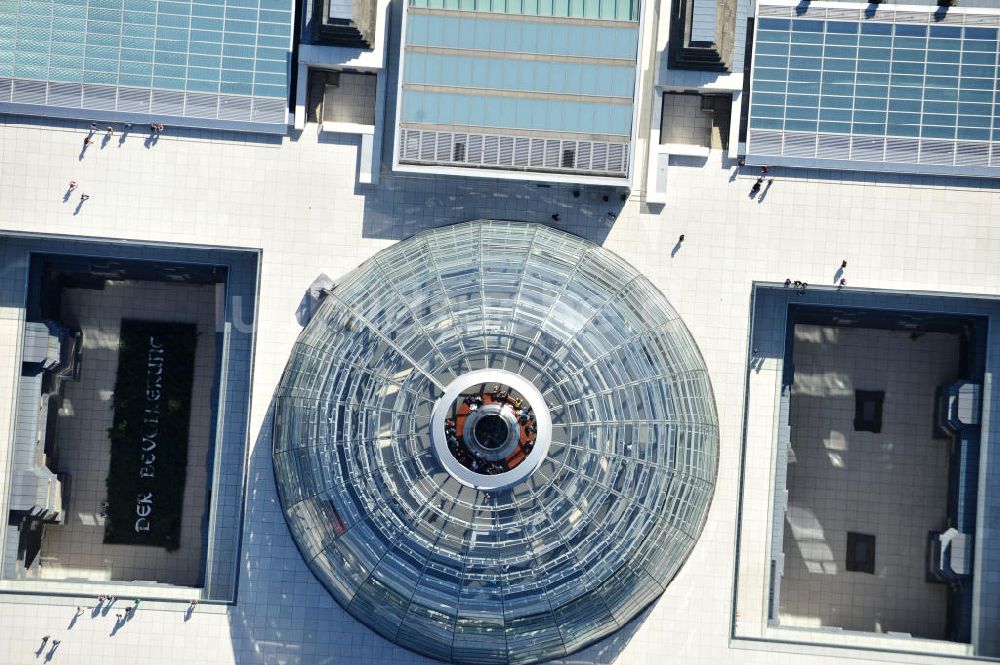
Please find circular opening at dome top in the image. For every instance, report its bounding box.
[431,369,552,491]
[474,415,508,450]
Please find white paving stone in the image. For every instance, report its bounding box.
[0,116,996,665]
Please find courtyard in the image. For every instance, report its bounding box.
[37,278,218,586]
[780,324,957,637]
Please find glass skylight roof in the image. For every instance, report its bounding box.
[272,220,719,665]
[395,0,640,177]
[0,0,293,130]
[747,3,1000,175]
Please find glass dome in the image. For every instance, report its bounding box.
[272,220,719,665]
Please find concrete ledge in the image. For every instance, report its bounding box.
[661,142,712,157]
[319,121,374,136]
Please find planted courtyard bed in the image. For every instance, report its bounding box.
[104,319,197,551]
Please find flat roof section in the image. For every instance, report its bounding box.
[746,2,1000,177]
[394,0,642,181]
[0,0,294,133]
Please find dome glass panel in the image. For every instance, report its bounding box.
[272,220,719,665]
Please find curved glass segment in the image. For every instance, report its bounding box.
[273,220,719,665]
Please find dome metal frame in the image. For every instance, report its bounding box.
[272,220,719,665]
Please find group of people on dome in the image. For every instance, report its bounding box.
[487,385,537,427]
[444,385,537,475]
[444,423,511,475]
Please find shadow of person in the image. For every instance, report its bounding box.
[101,598,115,616]
[101,133,111,148]
[62,189,73,203]
[144,134,155,149]
[67,611,80,630]
[110,616,124,637]
[118,128,130,147]
[90,603,102,619]
[757,178,774,203]
[73,199,84,216]
[44,643,59,662]
[184,605,194,622]
[34,638,48,657]
[671,240,682,258]
[834,266,844,284]
[78,142,90,161]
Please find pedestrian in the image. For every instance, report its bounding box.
[607,211,616,219]
[784,278,791,287]
[97,595,104,602]
[83,136,93,147]
[106,125,114,137]
[841,260,847,269]
[602,195,609,202]
[116,613,122,621]
[52,640,60,647]
[737,157,746,167]
[75,606,82,615]
[793,280,802,288]
[80,193,90,202]
[761,165,769,175]
[149,123,157,133]
[124,606,132,614]
[125,123,133,130]
[551,213,560,221]
[40,636,49,645]
[678,234,685,243]
[68,180,77,191]
[839,278,846,288]
[89,122,97,130]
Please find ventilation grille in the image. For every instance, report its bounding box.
[825,8,860,21]
[399,128,629,176]
[0,78,286,126]
[851,136,884,162]
[758,2,1000,26]
[748,130,1000,171]
[756,5,791,18]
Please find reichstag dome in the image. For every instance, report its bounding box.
[272,220,719,665]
